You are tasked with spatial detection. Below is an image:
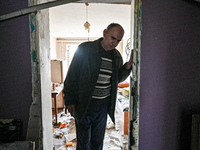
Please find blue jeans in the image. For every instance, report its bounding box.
[75,105,108,150]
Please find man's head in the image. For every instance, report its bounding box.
[101,23,124,51]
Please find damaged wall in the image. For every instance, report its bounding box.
[26,0,52,150]
[140,0,200,150]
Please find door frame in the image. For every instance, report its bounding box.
[27,1,142,149]
[129,0,142,149]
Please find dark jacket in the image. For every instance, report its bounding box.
[63,38,131,123]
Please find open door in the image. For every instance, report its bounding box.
[128,0,142,150]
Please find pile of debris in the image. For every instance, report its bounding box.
[53,112,76,150]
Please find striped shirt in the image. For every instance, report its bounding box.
[92,57,112,99]
[90,45,113,106]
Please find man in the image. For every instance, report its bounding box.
[63,23,134,150]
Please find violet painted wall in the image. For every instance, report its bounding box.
[140,0,200,150]
[0,0,200,148]
[0,1,32,140]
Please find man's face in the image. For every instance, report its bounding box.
[101,26,124,51]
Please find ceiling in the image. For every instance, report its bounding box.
[49,3,131,39]
[78,0,131,3]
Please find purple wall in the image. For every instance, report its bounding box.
[140,0,200,150]
[0,0,200,148]
[0,1,32,140]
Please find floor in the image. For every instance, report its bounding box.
[52,92,129,150]
[52,110,128,150]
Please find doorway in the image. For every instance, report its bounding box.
[50,3,131,149]
[28,1,141,150]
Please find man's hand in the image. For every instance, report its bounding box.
[65,105,76,116]
[126,49,134,70]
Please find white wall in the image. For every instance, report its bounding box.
[50,34,57,59]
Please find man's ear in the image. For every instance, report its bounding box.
[103,29,107,37]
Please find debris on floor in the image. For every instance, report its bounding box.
[53,92,129,150]
[53,111,76,150]
[103,130,128,150]
[53,111,128,150]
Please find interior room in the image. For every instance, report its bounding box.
[0,0,200,150]
[49,3,131,149]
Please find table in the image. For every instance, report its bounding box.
[51,85,64,125]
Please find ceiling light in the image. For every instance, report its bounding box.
[84,3,90,33]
